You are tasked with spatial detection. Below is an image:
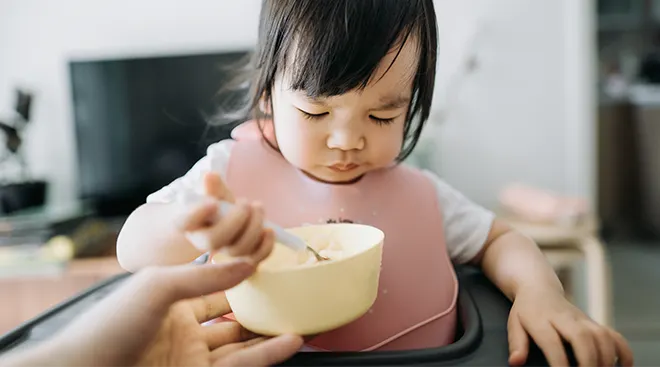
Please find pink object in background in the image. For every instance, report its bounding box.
[230,119,275,141]
[499,183,589,226]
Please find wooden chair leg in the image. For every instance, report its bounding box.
[579,236,612,326]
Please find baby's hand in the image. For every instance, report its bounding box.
[176,172,274,264]
[508,287,633,367]
[202,170,235,203]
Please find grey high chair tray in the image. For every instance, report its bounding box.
[0,266,576,366]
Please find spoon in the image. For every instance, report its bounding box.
[180,191,328,262]
[217,201,330,262]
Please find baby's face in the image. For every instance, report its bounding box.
[269,38,419,184]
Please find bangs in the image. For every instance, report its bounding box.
[260,0,424,97]
[217,0,438,162]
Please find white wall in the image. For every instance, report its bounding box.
[429,0,596,209]
[0,0,595,211]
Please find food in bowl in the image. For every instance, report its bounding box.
[212,223,384,336]
[262,233,346,268]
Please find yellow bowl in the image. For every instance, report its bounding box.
[212,223,384,336]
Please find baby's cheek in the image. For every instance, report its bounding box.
[373,139,402,166]
[284,128,323,165]
[366,124,404,163]
[280,139,315,167]
[283,145,322,176]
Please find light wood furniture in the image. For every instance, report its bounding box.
[0,257,125,335]
[504,216,613,326]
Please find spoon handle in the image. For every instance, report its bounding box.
[216,201,307,252]
[178,190,307,253]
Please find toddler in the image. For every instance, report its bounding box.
[117,1,632,365]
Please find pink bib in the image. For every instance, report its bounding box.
[225,140,458,351]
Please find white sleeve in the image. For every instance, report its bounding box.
[146,139,235,204]
[422,170,495,264]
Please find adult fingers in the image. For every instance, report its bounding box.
[205,321,259,350]
[190,292,231,323]
[48,260,254,361]
[213,334,303,367]
[147,260,255,307]
[210,337,268,361]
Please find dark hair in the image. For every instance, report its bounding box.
[218,0,438,161]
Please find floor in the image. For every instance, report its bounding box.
[607,241,660,366]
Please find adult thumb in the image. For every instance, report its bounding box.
[155,260,255,304]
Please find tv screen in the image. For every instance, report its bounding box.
[69,51,250,216]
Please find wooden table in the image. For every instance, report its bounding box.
[0,257,125,334]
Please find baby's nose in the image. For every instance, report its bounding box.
[327,128,365,151]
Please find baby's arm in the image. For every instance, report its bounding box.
[469,220,563,300]
[117,140,239,272]
[425,170,632,367]
[117,175,272,273]
[471,221,636,367]
[116,201,207,272]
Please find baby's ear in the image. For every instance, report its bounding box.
[258,94,272,115]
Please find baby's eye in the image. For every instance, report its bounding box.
[298,108,328,120]
[369,115,395,125]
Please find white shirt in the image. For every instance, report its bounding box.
[147,139,495,264]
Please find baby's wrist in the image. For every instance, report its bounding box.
[514,278,565,300]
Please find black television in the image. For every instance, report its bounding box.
[69,50,250,217]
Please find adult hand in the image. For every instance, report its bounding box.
[1,260,303,367]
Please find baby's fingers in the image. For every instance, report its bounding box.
[525,322,569,367]
[588,323,616,367]
[204,172,235,203]
[176,200,218,232]
[552,317,598,367]
[208,200,253,250]
[507,313,529,366]
[610,329,634,367]
[187,201,252,252]
[251,228,275,263]
[224,203,265,257]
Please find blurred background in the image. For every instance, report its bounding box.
[0,0,658,364]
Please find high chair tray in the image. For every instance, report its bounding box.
[0,266,576,366]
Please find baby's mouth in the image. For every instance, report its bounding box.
[328,163,359,172]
